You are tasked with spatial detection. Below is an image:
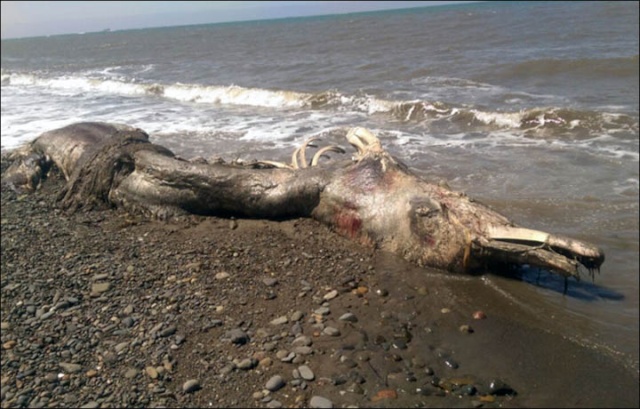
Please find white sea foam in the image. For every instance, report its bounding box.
[163,84,308,108]
[1,71,637,163]
[2,71,637,133]
[470,110,526,128]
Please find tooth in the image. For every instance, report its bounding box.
[487,225,549,244]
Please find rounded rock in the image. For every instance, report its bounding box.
[443,358,459,369]
[146,366,158,379]
[227,328,250,345]
[290,310,304,321]
[270,316,289,326]
[59,362,82,374]
[265,375,285,392]
[215,271,230,280]
[183,379,201,393]
[323,290,338,301]
[263,278,278,287]
[236,358,256,370]
[473,310,487,320]
[489,379,515,396]
[309,395,333,408]
[339,312,358,322]
[376,288,389,297]
[292,335,312,347]
[298,365,315,381]
[459,324,474,334]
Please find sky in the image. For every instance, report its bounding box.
[1,1,475,39]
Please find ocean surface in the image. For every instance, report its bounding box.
[1,2,638,370]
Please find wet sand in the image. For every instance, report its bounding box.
[1,158,638,408]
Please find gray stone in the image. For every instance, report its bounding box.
[44,373,59,383]
[339,312,358,322]
[263,278,278,287]
[114,342,129,353]
[227,328,249,345]
[91,282,110,294]
[40,310,55,320]
[322,327,340,337]
[314,307,330,316]
[124,368,139,379]
[219,364,235,376]
[309,395,333,408]
[290,310,304,321]
[270,316,288,326]
[281,352,296,362]
[323,290,338,300]
[291,321,303,335]
[59,362,82,373]
[236,358,256,370]
[158,325,177,337]
[265,375,285,391]
[292,335,312,347]
[298,365,315,381]
[183,379,201,393]
[292,346,313,355]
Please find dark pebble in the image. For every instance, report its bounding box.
[121,317,135,328]
[489,379,516,396]
[417,384,446,396]
[443,358,459,369]
[158,325,177,337]
[391,339,407,350]
[227,328,250,345]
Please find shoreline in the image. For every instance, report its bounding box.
[1,159,638,408]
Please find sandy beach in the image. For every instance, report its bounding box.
[1,154,638,409]
[1,153,638,408]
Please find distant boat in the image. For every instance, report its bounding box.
[101,28,111,33]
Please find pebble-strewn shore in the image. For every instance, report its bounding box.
[1,158,638,408]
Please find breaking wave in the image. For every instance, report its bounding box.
[2,70,637,138]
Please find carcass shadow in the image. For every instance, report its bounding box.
[491,265,625,301]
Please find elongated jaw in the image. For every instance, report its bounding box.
[478,225,605,281]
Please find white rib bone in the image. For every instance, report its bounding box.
[346,127,383,157]
[346,128,368,154]
[254,160,292,169]
[298,137,319,168]
[291,146,301,169]
[311,145,345,166]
